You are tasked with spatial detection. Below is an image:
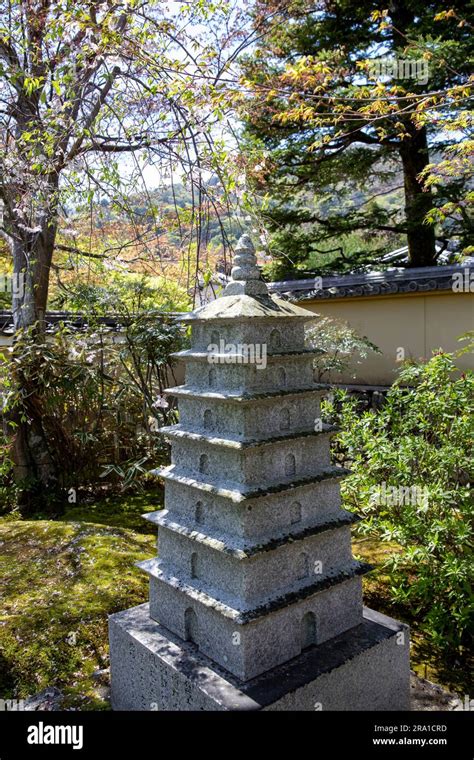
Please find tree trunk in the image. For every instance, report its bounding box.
[399,126,437,267]
[8,198,65,515]
[389,1,437,268]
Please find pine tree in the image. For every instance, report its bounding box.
[240,1,473,276]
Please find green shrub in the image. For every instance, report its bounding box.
[1,311,185,505]
[306,317,380,382]
[325,349,473,652]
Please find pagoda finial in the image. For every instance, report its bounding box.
[231,234,259,281]
[223,233,268,296]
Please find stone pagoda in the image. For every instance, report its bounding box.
[109,234,410,711]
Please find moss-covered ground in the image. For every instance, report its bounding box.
[0,496,468,709]
[0,492,160,709]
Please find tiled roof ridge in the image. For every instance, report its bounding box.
[268,260,474,301]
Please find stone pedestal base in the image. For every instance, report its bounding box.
[109,604,410,711]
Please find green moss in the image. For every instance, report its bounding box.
[0,493,161,709]
[353,536,402,606]
[60,490,163,533]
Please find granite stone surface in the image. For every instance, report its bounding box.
[109,604,410,711]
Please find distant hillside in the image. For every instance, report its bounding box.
[92,181,244,254]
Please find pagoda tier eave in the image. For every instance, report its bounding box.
[159,423,337,448]
[149,465,350,502]
[171,348,324,361]
[163,384,327,402]
[143,510,361,558]
[174,293,317,323]
[137,559,372,624]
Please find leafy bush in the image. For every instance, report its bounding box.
[0,437,17,512]
[324,349,473,652]
[1,309,185,508]
[306,317,380,382]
